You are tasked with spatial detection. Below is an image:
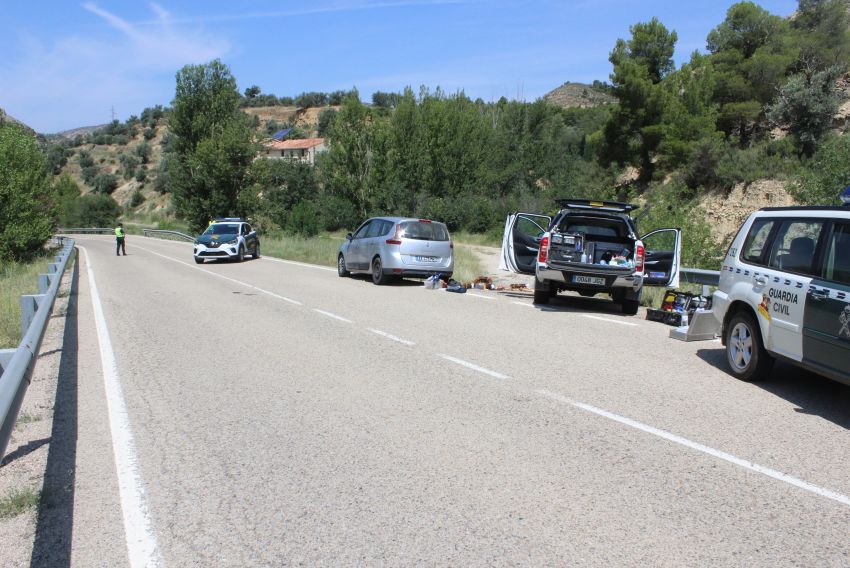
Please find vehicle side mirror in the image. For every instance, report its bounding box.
[346,233,353,241]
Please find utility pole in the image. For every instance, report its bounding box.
[111,106,116,122]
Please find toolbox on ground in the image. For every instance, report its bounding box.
[646,289,711,327]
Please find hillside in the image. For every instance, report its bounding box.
[544,82,616,109]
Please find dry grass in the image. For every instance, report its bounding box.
[0,488,40,519]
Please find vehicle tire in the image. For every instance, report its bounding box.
[252,243,260,259]
[338,254,350,277]
[236,245,244,263]
[532,277,550,305]
[725,312,773,382]
[194,257,204,264]
[371,257,389,285]
[622,299,640,315]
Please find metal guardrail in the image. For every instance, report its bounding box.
[142,228,194,242]
[680,268,721,287]
[0,237,76,463]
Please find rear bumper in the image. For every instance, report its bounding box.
[537,266,642,290]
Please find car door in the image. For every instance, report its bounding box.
[640,228,682,288]
[243,224,257,252]
[347,220,373,270]
[803,221,850,384]
[500,213,551,274]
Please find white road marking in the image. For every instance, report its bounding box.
[512,301,534,308]
[582,314,638,327]
[463,292,496,300]
[536,388,850,508]
[140,247,302,305]
[368,329,415,346]
[313,309,353,323]
[438,354,510,380]
[81,247,162,567]
[261,256,337,272]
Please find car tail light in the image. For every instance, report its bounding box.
[538,236,549,264]
[634,243,645,273]
[386,225,401,245]
[418,219,432,223]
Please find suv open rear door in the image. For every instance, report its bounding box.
[640,228,682,288]
[500,213,552,275]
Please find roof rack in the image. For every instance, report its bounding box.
[213,217,243,222]
[555,198,639,213]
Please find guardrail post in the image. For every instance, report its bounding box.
[48,262,60,274]
[20,295,44,336]
[38,274,50,295]
[0,350,13,375]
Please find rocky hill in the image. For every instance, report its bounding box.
[544,82,616,109]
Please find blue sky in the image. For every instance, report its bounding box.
[1,0,798,133]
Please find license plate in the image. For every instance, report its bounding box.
[415,255,437,262]
[573,275,605,286]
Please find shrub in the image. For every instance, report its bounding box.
[93,173,119,194]
[81,165,98,184]
[62,194,120,227]
[129,189,145,207]
[135,167,147,183]
[791,134,850,205]
[287,201,320,237]
[318,195,360,231]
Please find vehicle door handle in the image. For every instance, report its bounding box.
[754,276,767,286]
[809,289,829,302]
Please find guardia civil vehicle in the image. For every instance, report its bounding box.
[193,218,260,264]
[713,188,850,385]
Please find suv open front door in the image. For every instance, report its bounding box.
[640,228,682,287]
[500,213,552,274]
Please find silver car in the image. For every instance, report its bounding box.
[338,217,454,284]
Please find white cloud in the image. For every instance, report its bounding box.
[0,3,229,132]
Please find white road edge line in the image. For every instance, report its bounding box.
[261,256,337,272]
[582,314,638,327]
[536,388,850,508]
[512,301,534,308]
[368,329,415,346]
[140,247,302,305]
[313,309,353,323]
[438,354,510,380]
[81,247,162,567]
[463,292,496,300]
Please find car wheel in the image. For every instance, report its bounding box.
[194,257,204,264]
[725,312,773,382]
[338,254,350,277]
[621,299,640,315]
[371,257,388,285]
[532,277,550,305]
[236,245,244,263]
[252,243,260,259]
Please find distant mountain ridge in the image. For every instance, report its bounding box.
[544,82,616,109]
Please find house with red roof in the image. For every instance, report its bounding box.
[261,137,327,165]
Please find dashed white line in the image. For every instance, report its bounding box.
[582,314,638,327]
[536,388,850,508]
[438,354,510,380]
[261,256,337,272]
[368,329,415,346]
[313,309,353,323]
[512,301,534,308]
[140,247,302,305]
[463,292,496,300]
[81,247,162,567]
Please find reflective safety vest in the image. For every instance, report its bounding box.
[115,227,125,238]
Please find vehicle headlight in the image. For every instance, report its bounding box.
[225,238,238,245]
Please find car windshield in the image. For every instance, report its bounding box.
[204,224,239,236]
[398,221,450,241]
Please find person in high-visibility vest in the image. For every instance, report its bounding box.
[115,223,126,256]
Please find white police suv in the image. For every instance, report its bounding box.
[193,218,260,264]
[713,188,850,385]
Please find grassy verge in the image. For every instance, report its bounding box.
[259,233,482,283]
[0,252,57,348]
[0,488,40,519]
[452,229,503,248]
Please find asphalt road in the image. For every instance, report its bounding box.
[50,235,850,567]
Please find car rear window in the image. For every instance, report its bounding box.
[398,221,449,241]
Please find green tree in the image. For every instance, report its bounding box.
[792,0,850,70]
[63,194,121,227]
[54,173,81,226]
[93,173,119,194]
[0,121,56,262]
[246,158,319,228]
[791,133,850,204]
[600,17,678,180]
[322,90,374,216]
[168,60,256,231]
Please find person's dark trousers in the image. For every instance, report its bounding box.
[116,238,126,256]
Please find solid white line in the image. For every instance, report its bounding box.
[313,309,353,323]
[582,314,638,327]
[140,247,302,305]
[512,301,534,308]
[81,247,162,567]
[438,354,510,380]
[368,329,415,346]
[261,256,336,272]
[536,388,850,508]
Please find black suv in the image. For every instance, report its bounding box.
[501,199,682,314]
